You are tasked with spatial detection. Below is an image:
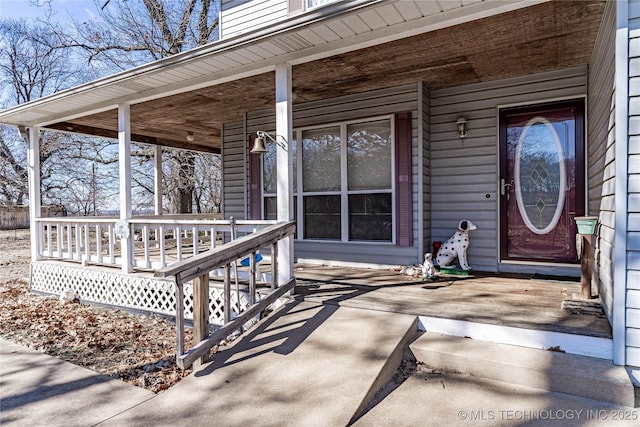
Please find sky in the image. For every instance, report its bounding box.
[0,0,98,23]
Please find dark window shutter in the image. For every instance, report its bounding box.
[248,134,262,220]
[288,0,304,15]
[395,112,413,246]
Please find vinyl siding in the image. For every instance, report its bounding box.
[430,67,587,273]
[221,84,421,266]
[421,83,431,257]
[221,120,247,220]
[627,0,640,367]
[220,0,288,39]
[588,0,616,325]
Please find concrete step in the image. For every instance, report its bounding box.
[410,332,636,407]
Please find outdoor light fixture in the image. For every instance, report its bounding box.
[250,130,288,155]
[186,131,195,142]
[456,116,468,139]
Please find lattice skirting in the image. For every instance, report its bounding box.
[30,261,252,326]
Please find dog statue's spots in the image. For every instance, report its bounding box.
[435,219,478,271]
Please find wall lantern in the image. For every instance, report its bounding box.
[250,130,288,155]
[456,116,468,139]
[186,131,195,142]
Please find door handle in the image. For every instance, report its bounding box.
[500,178,512,196]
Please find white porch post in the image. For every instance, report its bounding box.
[613,0,629,366]
[154,145,163,215]
[275,63,294,285]
[24,126,42,261]
[118,104,133,273]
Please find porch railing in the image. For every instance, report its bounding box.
[34,215,279,271]
[155,221,296,369]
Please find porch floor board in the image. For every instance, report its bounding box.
[292,265,612,339]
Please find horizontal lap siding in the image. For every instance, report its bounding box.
[224,84,421,266]
[430,67,587,272]
[588,0,616,324]
[422,84,431,256]
[628,0,640,367]
[221,0,288,39]
[222,121,246,219]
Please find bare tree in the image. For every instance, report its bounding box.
[0,19,87,207]
[0,2,222,214]
[60,0,221,214]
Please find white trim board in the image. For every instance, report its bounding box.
[418,315,613,360]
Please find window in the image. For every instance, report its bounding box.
[263,138,297,221]
[262,117,395,243]
[307,0,337,9]
[346,120,392,241]
[288,0,337,16]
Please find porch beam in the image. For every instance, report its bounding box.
[24,126,42,262]
[275,63,294,286]
[118,104,133,273]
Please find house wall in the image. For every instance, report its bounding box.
[588,0,616,326]
[221,84,422,267]
[626,0,640,367]
[220,0,288,39]
[430,67,588,274]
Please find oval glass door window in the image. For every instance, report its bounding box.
[513,116,566,235]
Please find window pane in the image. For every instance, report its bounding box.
[265,196,297,223]
[349,194,392,241]
[263,138,297,193]
[307,0,336,8]
[302,127,341,192]
[347,120,391,190]
[264,196,277,220]
[263,143,276,193]
[304,195,340,239]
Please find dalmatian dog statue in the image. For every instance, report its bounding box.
[435,220,478,271]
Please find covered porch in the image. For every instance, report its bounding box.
[1,0,624,367]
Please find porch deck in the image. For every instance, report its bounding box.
[292,265,612,339]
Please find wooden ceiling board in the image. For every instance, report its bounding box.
[53,1,604,151]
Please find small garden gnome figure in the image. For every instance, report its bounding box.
[422,253,436,280]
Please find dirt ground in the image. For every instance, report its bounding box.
[0,228,31,281]
[0,229,196,393]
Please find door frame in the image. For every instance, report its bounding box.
[498,99,586,264]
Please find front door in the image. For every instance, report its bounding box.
[499,100,585,263]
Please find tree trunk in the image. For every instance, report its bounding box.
[168,151,195,214]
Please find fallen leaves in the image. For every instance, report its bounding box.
[0,278,194,393]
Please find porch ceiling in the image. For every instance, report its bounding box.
[36,1,607,153]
